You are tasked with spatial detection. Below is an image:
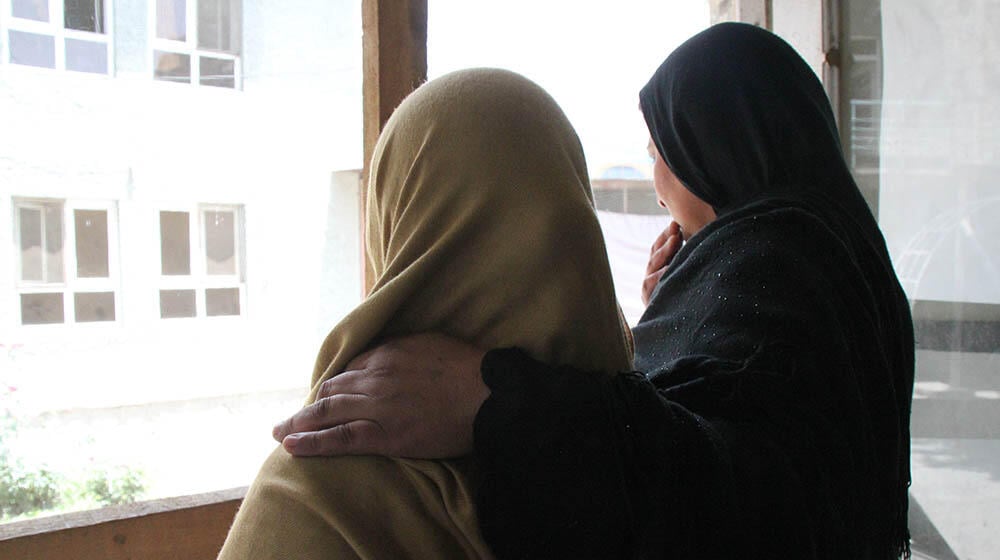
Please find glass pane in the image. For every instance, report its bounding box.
[156,0,186,41]
[12,0,48,22]
[206,287,240,316]
[65,39,108,74]
[160,211,191,275]
[75,210,110,278]
[159,289,196,318]
[20,293,64,325]
[18,207,43,282]
[45,205,64,283]
[205,210,236,275]
[74,292,115,322]
[153,51,192,83]
[430,1,708,325]
[3,0,361,523]
[64,0,105,33]
[8,30,56,69]
[18,203,63,283]
[199,56,235,88]
[839,1,1000,558]
[198,0,239,53]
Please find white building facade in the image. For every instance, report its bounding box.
[1,0,364,499]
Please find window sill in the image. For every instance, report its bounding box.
[0,487,245,560]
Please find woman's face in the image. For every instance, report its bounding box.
[648,138,716,239]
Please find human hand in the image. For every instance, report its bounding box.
[641,221,682,306]
[272,333,490,459]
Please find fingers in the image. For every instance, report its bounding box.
[641,271,663,307]
[281,420,388,456]
[646,233,681,276]
[272,393,371,442]
[272,332,487,459]
[648,224,672,257]
[642,222,683,306]
[316,368,369,400]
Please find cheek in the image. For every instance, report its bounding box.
[651,158,672,206]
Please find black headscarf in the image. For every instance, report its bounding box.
[635,23,914,559]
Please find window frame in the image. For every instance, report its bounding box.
[148,0,242,89]
[156,203,246,320]
[12,197,121,327]
[1,0,114,75]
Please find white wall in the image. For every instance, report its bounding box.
[0,0,363,411]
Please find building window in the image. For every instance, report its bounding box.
[13,198,118,325]
[158,205,245,318]
[152,0,241,88]
[5,0,110,74]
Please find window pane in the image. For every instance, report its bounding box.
[160,211,191,275]
[64,0,105,33]
[198,0,239,53]
[65,39,108,74]
[12,0,48,21]
[74,291,115,322]
[75,210,110,278]
[159,289,196,318]
[199,56,235,88]
[205,210,236,275]
[4,0,361,523]
[45,205,65,282]
[21,293,64,325]
[19,207,43,282]
[206,287,240,316]
[9,30,56,69]
[838,1,1000,558]
[156,0,186,40]
[19,204,64,283]
[428,3,709,325]
[154,51,192,83]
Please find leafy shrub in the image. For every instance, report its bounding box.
[0,453,62,518]
[85,466,146,506]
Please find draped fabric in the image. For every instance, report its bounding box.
[217,68,632,559]
[636,23,914,558]
[473,23,914,559]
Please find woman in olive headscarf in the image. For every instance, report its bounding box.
[217,68,632,558]
[275,23,915,559]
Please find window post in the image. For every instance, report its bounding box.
[360,0,428,292]
[709,0,773,29]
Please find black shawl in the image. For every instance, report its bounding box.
[635,22,914,558]
[473,23,914,560]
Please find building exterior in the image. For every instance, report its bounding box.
[1,0,364,499]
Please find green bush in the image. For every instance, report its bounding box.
[1,382,146,518]
[85,466,146,506]
[0,452,62,518]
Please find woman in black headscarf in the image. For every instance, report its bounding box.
[273,22,914,559]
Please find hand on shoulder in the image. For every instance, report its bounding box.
[272,333,489,459]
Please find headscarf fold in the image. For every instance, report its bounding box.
[219,68,632,559]
[636,23,914,559]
